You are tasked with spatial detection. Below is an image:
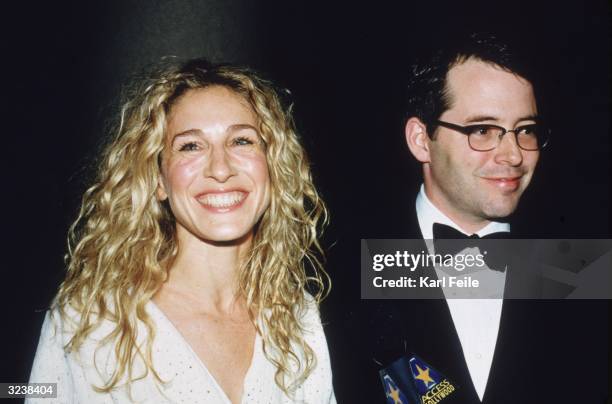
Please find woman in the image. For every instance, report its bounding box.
[28,58,335,403]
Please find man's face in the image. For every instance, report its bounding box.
[423,58,540,228]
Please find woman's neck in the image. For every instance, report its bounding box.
[162,227,253,315]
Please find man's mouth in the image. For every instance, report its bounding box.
[196,191,247,210]
[482,176,522,191]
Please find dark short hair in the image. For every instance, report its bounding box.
[406,32,539,133]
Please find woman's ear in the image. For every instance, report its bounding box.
[405,117,431,163]
[156,151,169,201]
[156,184,168,201]
[156,174,168,201]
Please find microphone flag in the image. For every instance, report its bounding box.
[380,372,410,404]
[379,354,456,404]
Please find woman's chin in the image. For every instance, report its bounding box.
[198,229,254,246]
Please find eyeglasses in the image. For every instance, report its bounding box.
[435,120,550,151]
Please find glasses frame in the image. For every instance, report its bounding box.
[434,120,550,152]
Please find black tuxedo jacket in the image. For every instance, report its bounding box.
[325,210,610,403]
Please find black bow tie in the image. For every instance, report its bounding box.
[432,223,510,271]
[432,223,509,240]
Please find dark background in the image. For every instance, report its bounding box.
[2,0,609,395]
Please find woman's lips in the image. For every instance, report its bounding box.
[482,176,521,191]
[196,190,247,212]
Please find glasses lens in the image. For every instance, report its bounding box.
[517,124,545,150]
[467,125,502,151]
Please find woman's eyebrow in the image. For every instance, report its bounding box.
[227,123,258,133]
[170,128,203,141]
[170,124,259,143]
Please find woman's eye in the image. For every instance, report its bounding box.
[178,142,200,152]
[233,136,255,146]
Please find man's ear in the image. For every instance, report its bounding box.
[405,117,431,163]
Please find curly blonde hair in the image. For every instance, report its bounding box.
[55,58,329,395]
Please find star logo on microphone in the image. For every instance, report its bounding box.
[414,364,434,387]
[380,354,457,404]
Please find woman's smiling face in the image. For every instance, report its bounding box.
[158,85,270,244]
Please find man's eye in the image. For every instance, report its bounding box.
[518,126,537,135]
[233,136,255,146]
[469,126,492,136]
[178,142,199,152]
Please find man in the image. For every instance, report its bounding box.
[405,53,539,236]
[333,33,609,403]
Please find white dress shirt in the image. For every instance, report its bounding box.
[415,184,509,401]
[27,297,336,404]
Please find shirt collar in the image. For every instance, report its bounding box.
[416,184,510,239]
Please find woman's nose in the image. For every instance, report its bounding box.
[204,146,235,182]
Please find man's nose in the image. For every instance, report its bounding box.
[204,146,235,182]
[493,131,523,166]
